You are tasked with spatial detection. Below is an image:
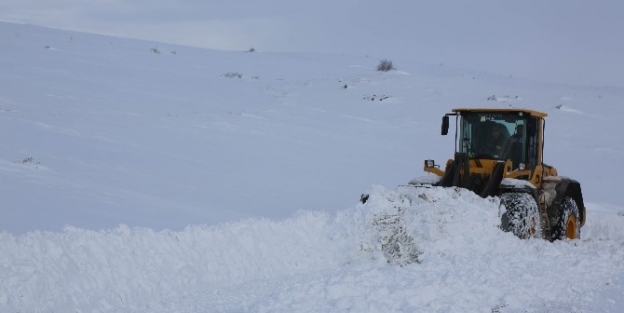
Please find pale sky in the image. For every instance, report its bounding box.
[1,0,622,87]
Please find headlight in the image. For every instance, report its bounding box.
[424,159,435,168]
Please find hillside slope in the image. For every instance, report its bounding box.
[1,22,622,234]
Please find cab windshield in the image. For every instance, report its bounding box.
[458,112,527,162]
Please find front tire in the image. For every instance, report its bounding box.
[555,197,581,240]
[500,192,541,239]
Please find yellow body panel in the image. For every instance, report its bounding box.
[452,108,548,118]
[424,158,540,187]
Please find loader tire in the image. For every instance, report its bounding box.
[500,192,540,239]
[555,197,580,240]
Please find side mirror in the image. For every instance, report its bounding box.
[441,115,449,135]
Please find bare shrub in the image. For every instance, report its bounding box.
[377,59,395,72]
[223,72,243,79]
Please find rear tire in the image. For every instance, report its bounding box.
[500,192,540,239]
[555,197,581,240]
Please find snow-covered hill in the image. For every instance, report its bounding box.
[1,22,624,312]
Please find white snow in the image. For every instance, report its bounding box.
[1,19,624,312]
[408,175,443,186]
[501,178,536,189]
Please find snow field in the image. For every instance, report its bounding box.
[2,22,624,312]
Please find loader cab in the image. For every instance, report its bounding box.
[443,109,545,174]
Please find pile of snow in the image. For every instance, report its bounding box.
[3,186,623,312]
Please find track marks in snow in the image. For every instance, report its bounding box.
[556,104,583,114]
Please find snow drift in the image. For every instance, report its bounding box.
[2,186,623,312]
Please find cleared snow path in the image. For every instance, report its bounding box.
[2,186,623,312]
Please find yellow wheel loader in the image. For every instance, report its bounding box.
[364,108,586,241]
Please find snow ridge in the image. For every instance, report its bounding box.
[0,212,353,311]
[3,186,624,312]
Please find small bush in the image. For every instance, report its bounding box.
[151,47,160,54]
[223,72,243,79]
[377,59,395,72]
[363,94,390,101]
[17,157,40,165]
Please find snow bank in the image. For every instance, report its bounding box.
[3,186,624,312]
[249,187,624,313]
[0,212,361,312]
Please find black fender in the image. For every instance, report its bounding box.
[551,178,586,228]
